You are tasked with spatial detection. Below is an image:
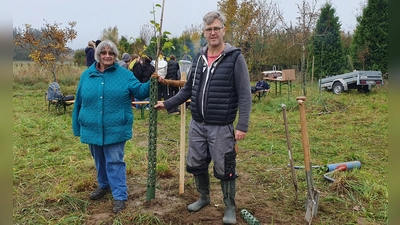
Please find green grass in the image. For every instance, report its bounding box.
[13,63,388,224]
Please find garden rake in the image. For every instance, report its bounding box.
[281,104,298,202]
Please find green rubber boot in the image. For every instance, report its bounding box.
[187,172,210,212]
[221,179,236,224]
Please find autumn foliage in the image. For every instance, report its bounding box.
[14,21,77,81]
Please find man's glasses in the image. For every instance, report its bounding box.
[204,26,224,34]
[100,51,115,56]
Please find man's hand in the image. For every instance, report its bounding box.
[235,130,246,140]
[154,102,165,110]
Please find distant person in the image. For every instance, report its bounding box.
[157,52,168,100]
[142,56,154,83]
[129,54,143,82]
[95,40,102,48]
[164,54,180,114]
[129,54,144,108]
[118,53,131,69]
[154,11,252,224]
[138,56,155,109]
[85,40,95,67]
[72,40,161,214]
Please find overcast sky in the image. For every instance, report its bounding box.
[12,0,364,50]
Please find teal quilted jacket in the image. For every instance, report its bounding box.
[72,62,150,146]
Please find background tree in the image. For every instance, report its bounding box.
[144,3,174,61]
[180,24,203,60]
[279,0,319,95]
[247,0,282,77]
[179,32,195,60]
[341,31,354,70]
[13,27,31,60]
[139,24,153,46]
[14,21,77,81]
[118,36,131,57]
[218,0,239,46]
[166,37,183,59]
[350,0,388,74]
[145,33,172,58]
[100,26,119,46]
[129,37,147,56]
[308,2,346,80]
[73,49,85,66]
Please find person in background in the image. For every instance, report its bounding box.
[118,53,131,69]
[137,55,155,109]
[154,11,252,224]
[129,54,144,108]
[85,40,96,67]
[164,54,180,114]
[95,39,102,48]
[72,40,159,214]
[157,52,168,100]
[129,54,143,82]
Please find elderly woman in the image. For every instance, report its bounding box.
[72,40,155,214]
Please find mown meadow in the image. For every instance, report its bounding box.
[13,62,388,224]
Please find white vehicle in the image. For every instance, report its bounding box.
[319,70,383,94]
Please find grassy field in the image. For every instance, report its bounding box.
[13,63,388,224]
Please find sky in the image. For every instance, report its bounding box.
[11,0,364,50]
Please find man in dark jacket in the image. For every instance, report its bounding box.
[137,56,155,109]
[129,54,144,108]
[154,11,252,224]
[164,54,180,114]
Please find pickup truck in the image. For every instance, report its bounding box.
[319,70,383,94]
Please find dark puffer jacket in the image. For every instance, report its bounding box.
[163,43,252,132]
[166,60,179,80]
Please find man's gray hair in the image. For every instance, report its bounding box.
[203,11,226,27]
[94,40,119,62]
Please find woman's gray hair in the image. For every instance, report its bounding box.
[94,40,119,62]
[203,11,226,27]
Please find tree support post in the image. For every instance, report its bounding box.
[146,75,158,201]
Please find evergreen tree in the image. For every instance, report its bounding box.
[308,2,346,79]
[350,0,388,73]
[118,36,131,56]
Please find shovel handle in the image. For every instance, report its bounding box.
[297,96,311,171]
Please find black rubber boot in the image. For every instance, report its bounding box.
[187,172,210,212]
[221,179,236,224]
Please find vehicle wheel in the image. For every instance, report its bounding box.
[363,85,370,93]
[332,82,344,94]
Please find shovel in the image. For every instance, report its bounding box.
[281,104,298,202]
[297,96,320,224]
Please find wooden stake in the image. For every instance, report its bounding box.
[179,72,187,194]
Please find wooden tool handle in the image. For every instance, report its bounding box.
[281,104,291,150]
[297,96,311,171]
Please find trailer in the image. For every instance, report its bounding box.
[319,70,383,94]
